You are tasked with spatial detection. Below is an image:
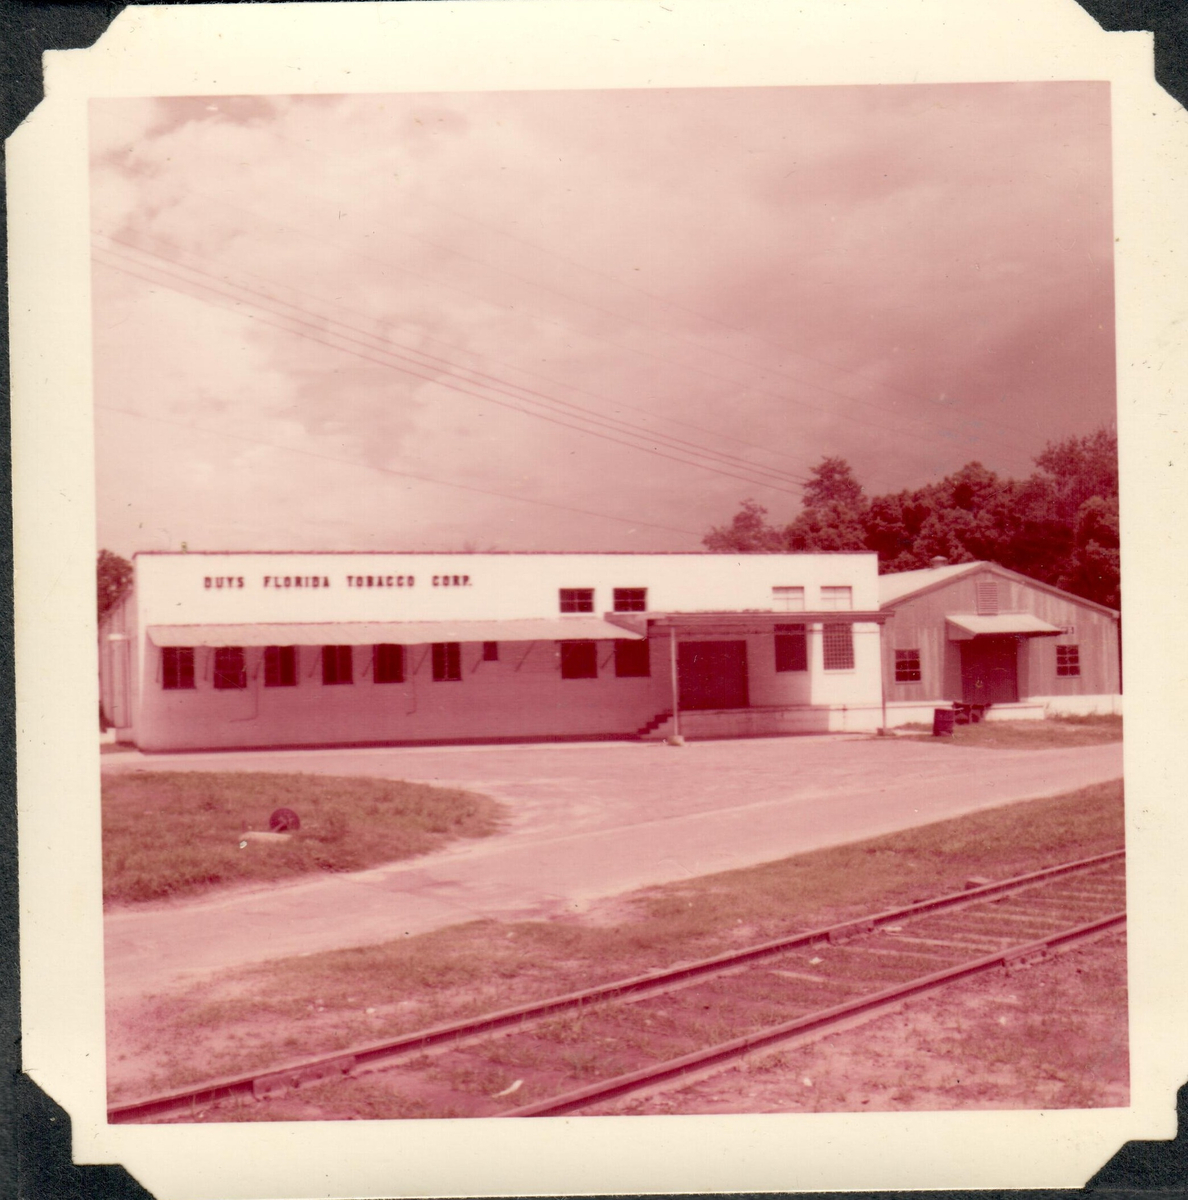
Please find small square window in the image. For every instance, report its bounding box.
[614,639,650,677]
[322,645,354,685]
[774,624,807,672]
[613,588,647,613]
[820,586,853,611]
[161,646,195,690]
[432,642,462,681]
[264,645,297,687]
[772,586,805,612]
[374,644,405,683]
[559,588,595,613]
[560,640,598,679]
[482,641,499,662]
[213,646,247,690]
[1056,644,1081,677]
[823,623,855,670]
[895,648,922,683]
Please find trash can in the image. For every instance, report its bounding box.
[932,707,956,737]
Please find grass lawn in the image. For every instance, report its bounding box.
[102,771,505,905]
[894,713,1121,749]
[108,778,1124,1100]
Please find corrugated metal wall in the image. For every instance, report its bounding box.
[882,567,1120,704]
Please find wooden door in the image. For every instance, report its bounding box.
[678,640,750,710]
[960,637,1019,705]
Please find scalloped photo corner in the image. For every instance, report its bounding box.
[9,2,1188,1198]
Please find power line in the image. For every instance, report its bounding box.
[99,151,1036,462]
[95,240,810,497]
[96,403,708,539]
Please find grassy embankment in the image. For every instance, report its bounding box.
[895,712,1121,749]
[102,771,505,905]
[108,777,1124,1102]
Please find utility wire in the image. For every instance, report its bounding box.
[95,241,809,496]
[96,403,708,539]
[100,152,1033,462]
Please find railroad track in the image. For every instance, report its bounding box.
[109,849,1126,1123]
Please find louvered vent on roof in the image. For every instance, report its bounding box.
[975,580,999,615]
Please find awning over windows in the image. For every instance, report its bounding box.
[147,617,644,648]
[945,613,1063,640]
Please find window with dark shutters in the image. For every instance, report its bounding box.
[161,646,195,690]
[374,644,405,683]
[264,645,297,687]
[213,647,247,690]
[431,643,462,681]
[560,640,598,679]
[614,639,650,677]
[774,624,807,672]
[322,645,354,685]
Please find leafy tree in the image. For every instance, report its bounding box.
[98,550,132,622]
[703,499,785,553]
[702,426,1120,609]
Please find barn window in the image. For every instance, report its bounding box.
[1057,644,1081,677]
[895,649,922,683]
[774,624,808,672]
[560,640,598,679]
[976,581,999,615]
[559,588,594,613]
[322,645,354,685]
[431,642,462,681]
[482,641,499,662]
[213,647,247,690]
[772,586,805,612]
[820,586,853,611]
[614,638,650,677]
[613,588,647,612]
[374,644,405,683]
[822,623,855,670]
[161,646,195,690]
[264,645,297,687]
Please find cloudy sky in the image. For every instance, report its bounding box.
[89,83,1115,557]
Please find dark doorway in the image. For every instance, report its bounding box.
[678,640,750,710]
[960,637,1019,705]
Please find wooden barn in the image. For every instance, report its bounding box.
[878,560,1121,725]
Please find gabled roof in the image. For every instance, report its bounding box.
[879,560,1120,618]
[877,562,983,605]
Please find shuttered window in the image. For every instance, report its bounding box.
[161,647,195,690]
[213,647,247,690]
[374,644,405,683]
[431,643,462,681]
[976,581,999,615]
[264,645,297,687]
[322,645,353,685]
[559,640,598,679]
[774,624,807,672]
[614,639,650,677]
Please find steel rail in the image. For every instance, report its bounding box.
[107,848,1124,1123]
[499,909,1127,1118]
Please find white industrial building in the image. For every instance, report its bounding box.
[98,551,887,751]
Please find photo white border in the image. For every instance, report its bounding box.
[10,1,1188,1195]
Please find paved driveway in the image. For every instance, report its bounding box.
[103,735,1123,999]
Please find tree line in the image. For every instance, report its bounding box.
[704,427,1119,610]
